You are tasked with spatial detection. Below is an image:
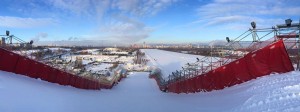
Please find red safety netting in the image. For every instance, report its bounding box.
[15,56,32,76]
[194,76,202,92]
[0,49,19,72]
[40,64,51,80]
[47,68,59,83]
[27,61,43,78]
[0,47,104,90]
[231,59,252,83]
[165,39,294,93]
[57,71,70,85]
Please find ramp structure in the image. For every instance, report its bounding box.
[150,19,300,93]
[0,47,107,90]
[0,31,124,90]
[166,40,293,93]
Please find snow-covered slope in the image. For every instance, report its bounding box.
[141,49,205,78]
[1,70,300,112]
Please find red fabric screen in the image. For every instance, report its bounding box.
[167,83,174,92]
[195,75,203,92]
[210,68,224,90]
[0,49,19,73]
[40,64,51,80]
[69,75,77,87]
[48,68,58,83]
[268,40,294,72]
[179,80,187,93]
[0,48,4,59]
[246,52,271,78]
[88,81,96,90]
[57,71,70,85]
[76,77,86,89]
[15,56,32,76]
[74,77,83,88]
[83,78,90,89]
[166,39,294,93]
[27,61,43,78]
[187,77,197,93]
[0,48,101,90]
[218,63,238,87]
[96,82,102,89]
[201,72,213,92]
[231,59,252,83]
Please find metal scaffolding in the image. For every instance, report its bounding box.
[154,19,300,87]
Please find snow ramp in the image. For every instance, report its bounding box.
[162,39,294,93]
[0,48,107,90]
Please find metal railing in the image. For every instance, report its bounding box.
[153,22,300,88]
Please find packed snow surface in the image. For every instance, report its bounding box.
[1,70,300,112]
[1,49,300,112]
[141,49,205,78]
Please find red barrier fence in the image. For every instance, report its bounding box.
[0,49,19,73]
[0,47,125,90]
[165,39,294,93]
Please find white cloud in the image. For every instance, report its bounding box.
[46,0,177,17]
[42,0,177,43]
[48,0,91,15]
[32,32,48,42]
[112,0,177,16]
[195,0,300,29]
[0,16,56,28]
[3,0,177,43]
[205,16,248,26]
[100,15,153,43]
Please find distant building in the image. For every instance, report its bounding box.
[0,37,5,46]
[103,48,120,52]
[143,42,146,48]
[74,57,83,68]
[103,48,128,55]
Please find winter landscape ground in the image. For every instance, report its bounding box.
[1,49,300,112]
[1,0,299,112]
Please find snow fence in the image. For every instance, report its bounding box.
[0,48,123,90]
[161,39,294,93]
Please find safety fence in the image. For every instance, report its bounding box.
[0,47,124,90]
[151,39,294,93]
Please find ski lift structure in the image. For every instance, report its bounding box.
[0,30,33,48]
[0,31,74,74]
[157,19,300,87]
[0,32,109,90]
[0,31,35,58]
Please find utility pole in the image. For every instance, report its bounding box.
[251,22,257,42]
[298,19,300,70]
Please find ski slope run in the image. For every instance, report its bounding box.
[141,49,206,78]
[1,70,300,112]
[1,49,300,111]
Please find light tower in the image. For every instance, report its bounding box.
[251,21,258,42]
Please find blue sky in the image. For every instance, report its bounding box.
[0,0,299,45]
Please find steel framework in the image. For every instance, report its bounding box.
[156,20,300,87]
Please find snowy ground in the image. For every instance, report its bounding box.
[2,49,300,112]
[141,49,205,78]
[1,70,300,112]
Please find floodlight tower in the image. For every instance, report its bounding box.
[251,21,258,42]
[276,19,300,70]
[0,30,33,49]
[226,37,230,43]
